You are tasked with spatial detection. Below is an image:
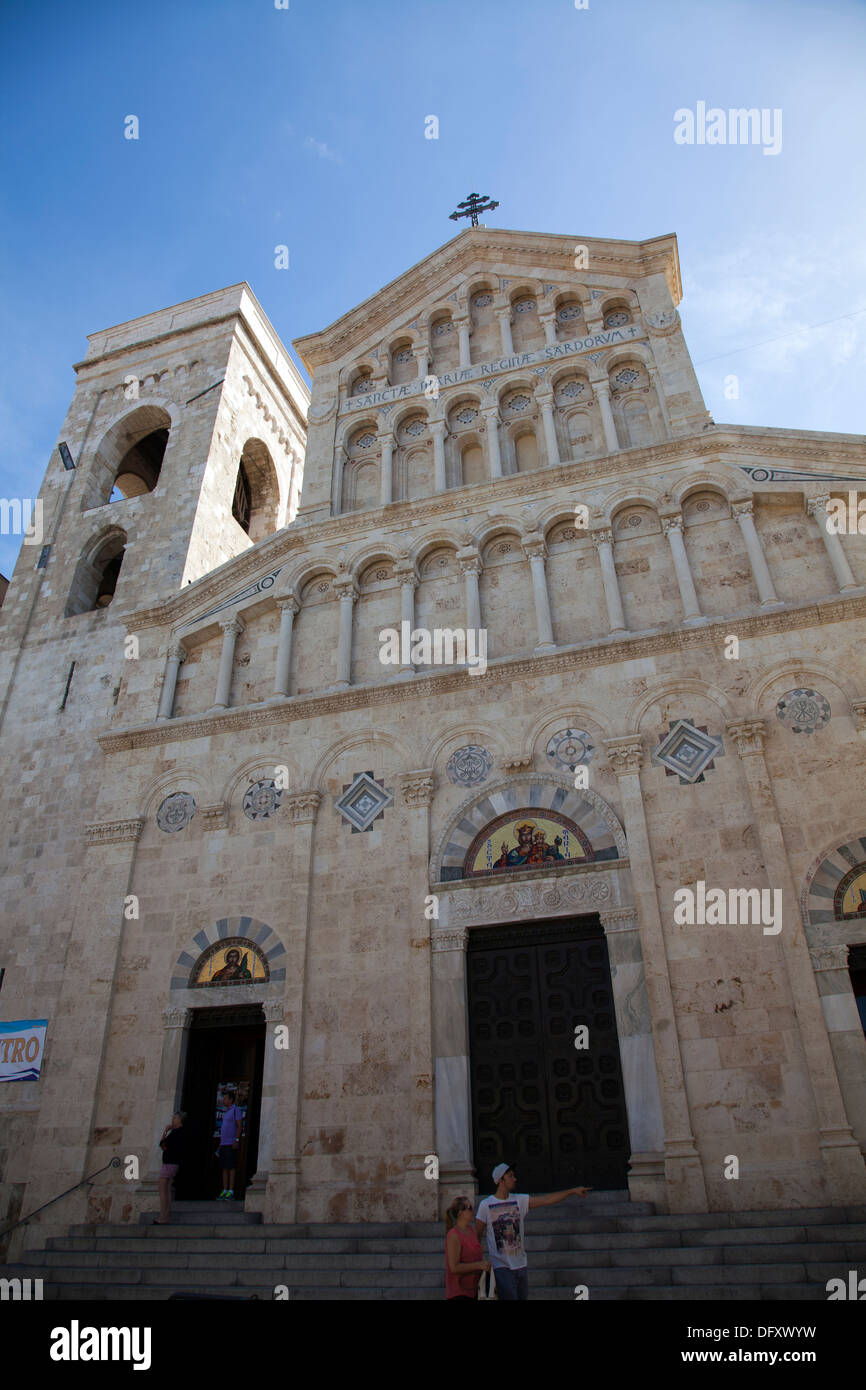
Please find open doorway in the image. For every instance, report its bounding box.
[177,1005,265,1201]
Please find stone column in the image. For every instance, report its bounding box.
[599,906,666,1207]
[538,392,560,467]
[333,578,358,688]
[810,944,866,1152]
[379,431,394,507]
[522,536,556,653]
[400,772,438,1217]
[603,738,708,1213]
[212,617,243,710]
[594,378,620,454]
[483,407,503,479]
[431,419,447,492]
[456,316,471,368]
[539,310,557,346]
[647,364,673,438]
[807,496,858,592]
[496,309,514,355]
[591,527,627,635]
[273,597,298,698]
[732,500,780,606]
[431,922,474,1209]
[156,643,186,720]
[726,720,866,1201]
[143,1007,192,1195]
[266,791,321,1222]
[243,998,286,1213]
[458,551,482,631]
[22,819,144,1235]
[661,514,704,624]
[332,445,347,516]
[413,344,429,381]
[394,563,418,678]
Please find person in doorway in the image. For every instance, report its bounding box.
[217,1090,243,1200]
[475,1163,591,1300]
[444,1196,491,1300]
[154,1112,187,1224]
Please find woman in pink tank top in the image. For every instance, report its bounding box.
[445,1196,490,1299]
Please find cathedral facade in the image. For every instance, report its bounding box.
[2,226,866,1251]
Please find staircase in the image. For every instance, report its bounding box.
[4,1193,866,1300]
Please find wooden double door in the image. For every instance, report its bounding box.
[467,917,630,1194]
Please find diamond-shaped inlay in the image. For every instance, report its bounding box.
[651,719,724,785]
[335,771,394,833]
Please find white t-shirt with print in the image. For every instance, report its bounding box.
[475,1193,530,1269]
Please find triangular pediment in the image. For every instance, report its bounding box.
[292,226,680,371]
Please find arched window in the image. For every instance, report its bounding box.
[83,405,172,511]
[66,529,127,616]
[110,427,168,500]
[231,439,279,541]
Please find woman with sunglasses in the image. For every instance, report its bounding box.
[445,1195,491,1299]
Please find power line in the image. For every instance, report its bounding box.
[694,306,866,366]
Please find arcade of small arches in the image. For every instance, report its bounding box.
[336,353,666,513]
[154,481,861,720]
[343,281,639,403]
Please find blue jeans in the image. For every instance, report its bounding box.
[493,1266,529,1300]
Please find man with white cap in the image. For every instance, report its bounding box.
[475,1162,591,1300]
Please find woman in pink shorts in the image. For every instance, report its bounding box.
[155,1112,187,1225]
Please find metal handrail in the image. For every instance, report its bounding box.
[0,1156,122,1240]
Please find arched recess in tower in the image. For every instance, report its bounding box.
[82,404,173,510]
[65,528,128,616]
[231,438,280,542]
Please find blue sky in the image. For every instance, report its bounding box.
[1,0,864,576]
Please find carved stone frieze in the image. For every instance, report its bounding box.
[400,772,435,808]
[286,790,322,825]
[431,927,469,952]
[446,872,614,926]
[162,1007,192,1029]
[726,719,766,757]
[809,944,851,972]
[85,818,144,846]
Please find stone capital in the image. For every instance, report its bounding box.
[482,404,500,421]
[456,548,482,576]
[400,770,435,808]
[852,699,866,733]
[276,595,299,615]
[286,790,322,825]
[806,495,830,518]
[219,616,245,637]
[522,537,547,562]
[590,527,614,549]
[660,512,684,535]
[162,1007,192,1030]
[599,906,640,934]
[394,562,419,589]
[726,718,766,757]
[731,499,754,520]
[604,736,644,777]
[333,577,359,603]
[262,998,286,1023]
[431,926,469,953]
[809,944,851,972]
[166,642,187,663]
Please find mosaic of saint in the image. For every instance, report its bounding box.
[191,938,269,987]
[463,810,592,878]
[835,865,866,919]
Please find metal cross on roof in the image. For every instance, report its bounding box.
[449,193,500,227]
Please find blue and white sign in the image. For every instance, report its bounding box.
[0,1019,48,1082]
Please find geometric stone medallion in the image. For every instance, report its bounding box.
[335,770,394,833]
[242,779,284,821]
[775,687,831,735]
[157,791,196,833]
[446,744,493,786]
[651,719,724,785]
[546,727,595,771]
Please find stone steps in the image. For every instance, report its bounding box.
[3,1200,864,1300]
